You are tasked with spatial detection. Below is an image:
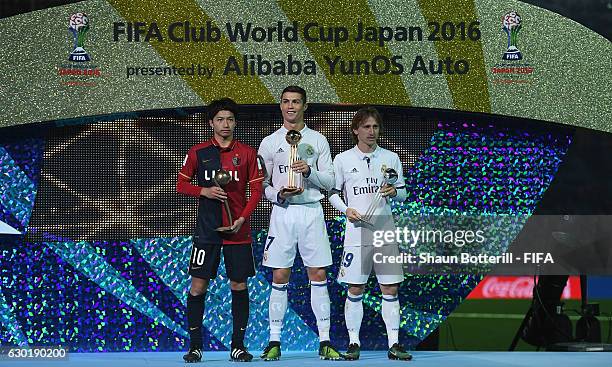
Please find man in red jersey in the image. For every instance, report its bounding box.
[176,98,264,363]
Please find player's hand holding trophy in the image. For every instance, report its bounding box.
[360,167,398,225]
[280,130,305,197]
[213,169,234,232]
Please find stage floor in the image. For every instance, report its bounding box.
[2,351,612,366]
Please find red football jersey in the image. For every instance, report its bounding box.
[177,138,264,245]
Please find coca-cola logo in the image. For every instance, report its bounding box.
[478,276,573,299]
[482,277,533,298]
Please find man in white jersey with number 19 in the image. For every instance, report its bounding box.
[258,86,344,361]
[329,107,412,361]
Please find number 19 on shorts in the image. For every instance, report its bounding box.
[343,252,354,268]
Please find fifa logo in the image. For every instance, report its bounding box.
[502,11,523,61]
[69,13,91,62]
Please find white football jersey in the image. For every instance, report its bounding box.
[330,145,406,216]
[258,125,334,204]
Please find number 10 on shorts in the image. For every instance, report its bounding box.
[191,247,206,266]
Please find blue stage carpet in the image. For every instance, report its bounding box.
[2,351,612,366]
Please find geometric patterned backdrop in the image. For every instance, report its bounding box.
[0,107,572,351]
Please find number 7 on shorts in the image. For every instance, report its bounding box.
[265,236,275,251]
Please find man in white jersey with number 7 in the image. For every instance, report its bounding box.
[257,86,344,361]
[329,107,412,361]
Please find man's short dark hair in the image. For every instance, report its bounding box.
[281,86,307,103]
[350,106,384,144]
[207,98,238,121]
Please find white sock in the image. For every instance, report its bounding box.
[382,294,400,348]
[344,291,363,345]
[269,282,288,342]
[310,280,331,342]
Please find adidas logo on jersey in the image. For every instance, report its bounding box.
[350,167,359,173]
[276,147,285,153]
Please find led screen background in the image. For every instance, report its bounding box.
[27,106,434,241]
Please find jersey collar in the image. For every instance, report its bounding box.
[352,144,381,160]
[210,137,237,152]
[280,124,309,135]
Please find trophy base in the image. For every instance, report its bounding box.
[215,226,233,233]
[69,51,91,62]
[280,187,304,195]
[502,50,522,61]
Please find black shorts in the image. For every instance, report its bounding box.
[188,242,255,282]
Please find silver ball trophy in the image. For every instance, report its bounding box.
[361,167,398,225]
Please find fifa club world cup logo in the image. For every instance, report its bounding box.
[502,11,522,60]
[69,13,91,62]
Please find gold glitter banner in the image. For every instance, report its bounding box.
[279,0,412,105]
[106,0,275,104]
[416,0,491,113]
[0,0,610,132]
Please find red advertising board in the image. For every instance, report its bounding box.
[467,276,581,299]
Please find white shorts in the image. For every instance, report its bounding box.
[337,244,404,285]
[344,214,397,247]
[262,202,333,268]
